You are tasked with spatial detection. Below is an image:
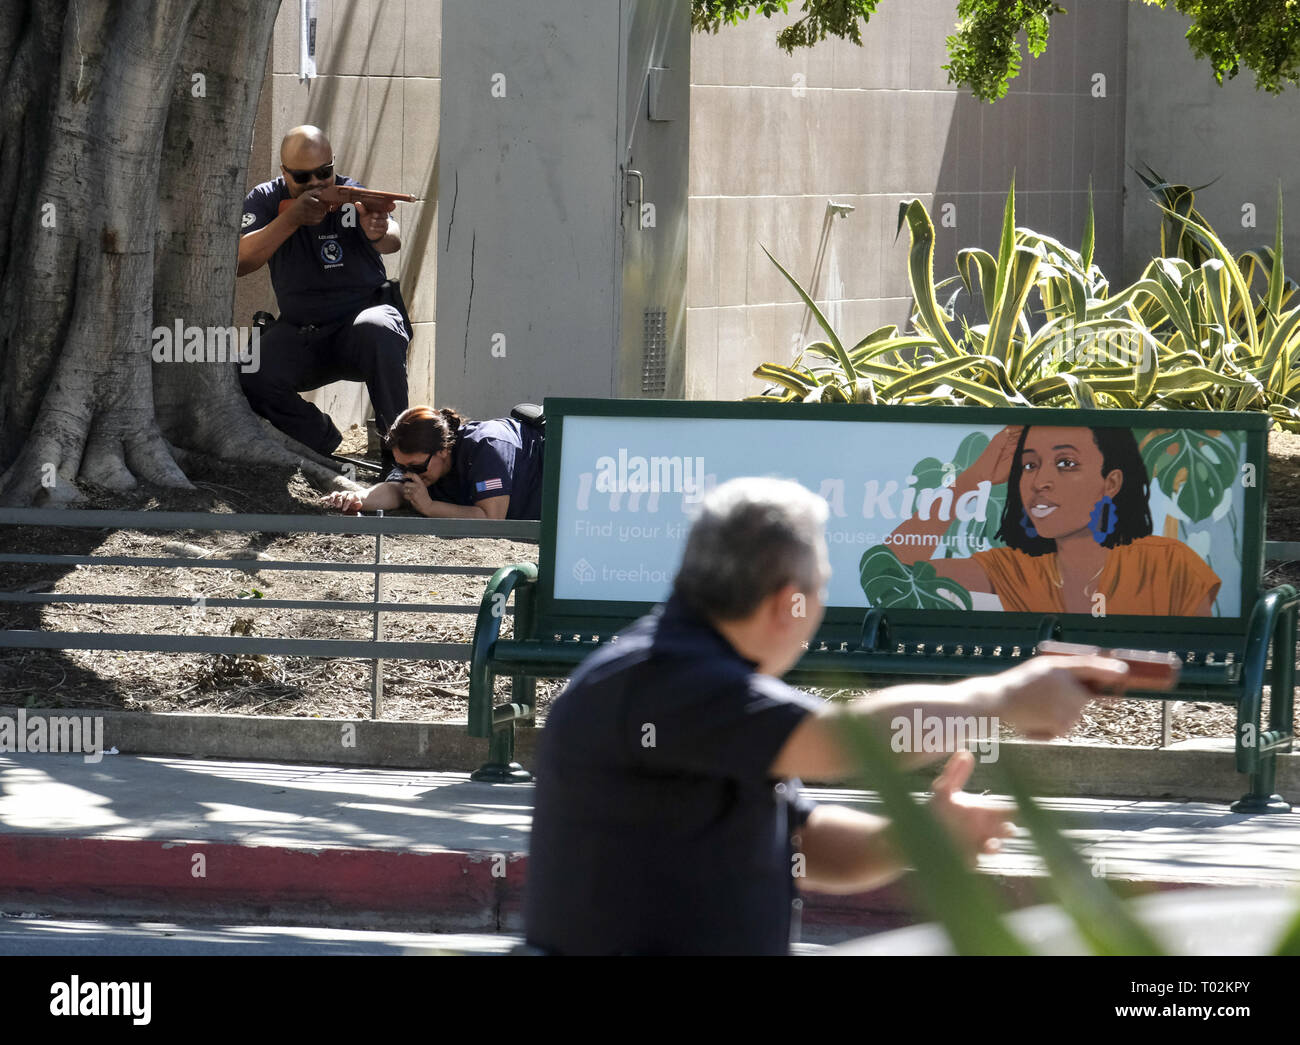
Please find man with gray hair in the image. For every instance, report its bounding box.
[524,477,1140,956]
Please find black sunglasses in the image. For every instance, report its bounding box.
[282,161,334,184]
[397,453,434,475]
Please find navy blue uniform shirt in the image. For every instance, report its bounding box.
[524,594,822,955]
[241,175,389,326]
[386,418,544,520]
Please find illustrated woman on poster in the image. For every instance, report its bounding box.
[886,425,1221,616]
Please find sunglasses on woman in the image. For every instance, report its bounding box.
[282,161,334,184]
[397,453,434,475]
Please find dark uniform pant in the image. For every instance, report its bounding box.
[240,304,409,455]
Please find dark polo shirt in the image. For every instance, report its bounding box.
[524,594,822,955]
[241,174,388,326]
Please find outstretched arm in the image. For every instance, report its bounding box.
[797,752,1014,893]
[769,654,1143,780]
[322,481,405,514]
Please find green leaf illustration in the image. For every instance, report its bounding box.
[859,545,974,610]
[1139,428,1245,523]
[910,456,949,491]
[951,431,990,471]
[936,432,1007,557]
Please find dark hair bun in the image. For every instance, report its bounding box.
[439,407,466,434]
[387,405,470,456]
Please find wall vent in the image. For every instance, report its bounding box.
[641,308,667,394]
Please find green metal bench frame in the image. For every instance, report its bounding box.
[468,399,1296,813]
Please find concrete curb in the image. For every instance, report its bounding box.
[1,706,1294,803]
[964,737,1300,804]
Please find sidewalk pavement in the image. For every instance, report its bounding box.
[1,753,1297,943]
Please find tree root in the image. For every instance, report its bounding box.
[177,420,363,494]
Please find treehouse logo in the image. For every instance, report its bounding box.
[151,319,261,373]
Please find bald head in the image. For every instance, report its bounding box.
[279,126,334,196]
[281,125,331,160]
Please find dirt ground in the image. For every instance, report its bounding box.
[2,424,1299,747]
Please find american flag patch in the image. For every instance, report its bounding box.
[475,478,504,493]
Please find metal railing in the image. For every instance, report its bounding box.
[0,508,540,718]
[3,506,1299,724]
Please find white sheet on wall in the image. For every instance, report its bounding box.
[299,0,318,81]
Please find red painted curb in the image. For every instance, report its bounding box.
[0,835,525,923]
[0,834,1229,934]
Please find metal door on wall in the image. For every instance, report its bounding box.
[617,0,690,400]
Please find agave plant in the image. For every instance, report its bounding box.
[753,175,1300,429]
[1136,164,1298,324]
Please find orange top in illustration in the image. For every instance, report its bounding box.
[886,424,1222,617]
[973,536,1220,615]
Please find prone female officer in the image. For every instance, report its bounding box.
[323,405,544,520]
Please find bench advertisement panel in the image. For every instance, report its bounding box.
[549,408,1259,620]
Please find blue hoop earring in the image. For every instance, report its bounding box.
[1020,511,1038,539]
[1089,495,1117,544]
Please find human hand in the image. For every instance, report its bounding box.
[400,477,434,514]
[323,490,364,515]
[960,654,1135,740]
[966,425,1024,488]
[926,751,1015,863]
[355,199,394,241]
[288,190,331,228]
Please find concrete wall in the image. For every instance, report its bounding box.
[435,3,625,415]
[687,0,1130,401]
[233,0,442,434]
[1124,3,1300,279]
[236,0,1300,426]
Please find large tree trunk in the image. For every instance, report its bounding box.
[0,0,345,506]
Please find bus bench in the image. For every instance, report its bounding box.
[468,398,1296,813]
